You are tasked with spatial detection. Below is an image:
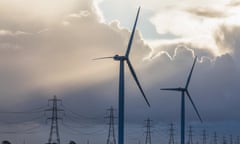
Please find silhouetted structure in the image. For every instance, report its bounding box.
[160,56,202,144]
[45,95,64,144]
[94,6,150,144]
[230,135,233,144]
[145,118,152,144]
[187,126,194,144]
[168,123,175,144]
[69,141,76,144]
[2,141,11,144]
[223,136,227,144]
[213,132,218,144]
[236,136,239,144]
[202,130,207,144]
[106,106,116,144]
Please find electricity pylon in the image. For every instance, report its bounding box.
[106,106,117,144]
[187,126,194,144]
[230,135,233,144]
[213,132,218,144]
[169,123,175,144]
[202,130,207,144]
[145,118,152,144]
[236,136,239,144]
[45,95,64,144]
[223,136,227,144]
[236,136,240,144]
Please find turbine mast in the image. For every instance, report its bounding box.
[118,60,125,144]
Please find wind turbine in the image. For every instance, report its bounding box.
[160,56,202,144]
[94,7,150,144]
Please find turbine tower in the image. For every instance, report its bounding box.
[160,56,202,144]
[94,7,150,144]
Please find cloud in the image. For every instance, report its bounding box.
[185,7,227,18]
[146,39,215,60]
[0,0,150,107]
[227,0,240,6]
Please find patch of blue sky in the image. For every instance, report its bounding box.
[98,1,178,40]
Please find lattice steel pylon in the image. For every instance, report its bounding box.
[202,130,207,144]
[145,118,152,144]
[106,106,117,144]
[223,136,227,144]
[187,126,194,144]
[230,135,233,144]
[45,95,64,144]
[213,132,218,144]
[168,123,175,144]
[236,136,239,144]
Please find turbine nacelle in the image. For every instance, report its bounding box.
[178,87,186,91]
[113,55,127,61]
[161,87,186,92]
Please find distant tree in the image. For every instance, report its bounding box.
[2,140,11,144]
[69,140,76,144]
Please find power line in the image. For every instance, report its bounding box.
[0,105,47,114]
[61,104,102,120]
[62,122,106,136]
[0,124,42,134]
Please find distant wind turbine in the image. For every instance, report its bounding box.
[160,56,202,144]
[94,7,150,144]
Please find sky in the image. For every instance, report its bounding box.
[0,0,240,144]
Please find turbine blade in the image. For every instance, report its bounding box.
[92,56,113,60]
[160,88,181,91]
[125,7,141,58]
[185,56,197,89]
[186,90,203,123]
[126,59,150,107]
